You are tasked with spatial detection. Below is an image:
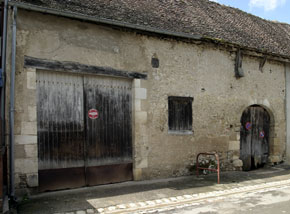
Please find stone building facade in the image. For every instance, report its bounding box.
[2,0,290,196]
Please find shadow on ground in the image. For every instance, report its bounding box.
[17,164,290,214]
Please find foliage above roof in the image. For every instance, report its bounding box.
[11,0,290,57]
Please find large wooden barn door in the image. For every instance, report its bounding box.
[84,76,133,186]
[240,106,270,171]
[37,71,85,191]
[37,71,133,191]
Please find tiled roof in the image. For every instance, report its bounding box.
[11,0,290,57]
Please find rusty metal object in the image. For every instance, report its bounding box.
[86,163,133,186]
[38,167,86,192]
[39,163,133,191]
[196,152,220,184]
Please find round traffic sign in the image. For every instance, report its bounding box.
[259,131,265,139]
[245,122,252,130]
[88,109,99,119]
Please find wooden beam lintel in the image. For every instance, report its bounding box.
[24,56,148,80]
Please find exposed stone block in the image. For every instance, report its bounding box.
[133,79,141,88]
[136,158,148,169]
[233,159,243,167]
[28,106,37,122]
[141,100,149,111]
[229,133,237,141]
[15,135,37,145]
[135,99,141,112]
[232,155,239,160]
[228,141,240,151]
[14,122,22,135]
[15,173,27,189]
[21,122,37,135]
[269,155,282,163]
[273,138,280,146]
[273,145,282,155]
[135,111,147,124]
[133,168,143,181]
[234,127,241,132]
[15,158,38,174]
[27,173,39,187]
[135,88,147,100]
[24,144,38,158]
[15,145,26,159]
[86,209,95,214]
[27,71,36,90]
[141,79,149,88]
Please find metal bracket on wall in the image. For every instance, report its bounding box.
[259,56,267,73]
[235,49,244,78]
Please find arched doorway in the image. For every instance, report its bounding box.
[240,105,270,171]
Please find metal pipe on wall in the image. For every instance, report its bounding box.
[286,64,290,164]
[9,5,17,198]
[1,1,8,155]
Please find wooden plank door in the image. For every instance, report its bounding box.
[37,71,86,191]
[84,76,133,186]
[37,71,133,191]
[251,107,270,168]
[240,106,270,171]
[240,107,252,171]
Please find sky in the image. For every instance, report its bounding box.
[210,0,290,24]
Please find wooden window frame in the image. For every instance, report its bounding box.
[168,96,193,135]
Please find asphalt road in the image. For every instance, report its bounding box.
[159,182,290,214]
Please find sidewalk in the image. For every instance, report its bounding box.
[17,164,290,214]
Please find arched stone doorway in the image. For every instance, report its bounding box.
[240,105,271,171]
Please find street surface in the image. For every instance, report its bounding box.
[158,183,290,214]
[122,181,290,214]
[18,165,290,214]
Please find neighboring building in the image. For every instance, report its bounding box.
[0,0,289,198]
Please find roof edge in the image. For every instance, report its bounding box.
[7,1,290,63]
[9,1,203,39]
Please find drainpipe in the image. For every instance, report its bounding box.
[286,64,290,163]
[1,1,8,154]
[9,5,17,198]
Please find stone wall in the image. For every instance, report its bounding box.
[7,9,287,194]
[14,67,38,191]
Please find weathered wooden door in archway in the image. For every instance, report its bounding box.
[240,106,270,171]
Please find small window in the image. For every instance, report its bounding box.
[168,96,193,134]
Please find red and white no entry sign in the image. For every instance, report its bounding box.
[88,109,99,119]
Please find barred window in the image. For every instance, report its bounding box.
[168,96,193,133]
